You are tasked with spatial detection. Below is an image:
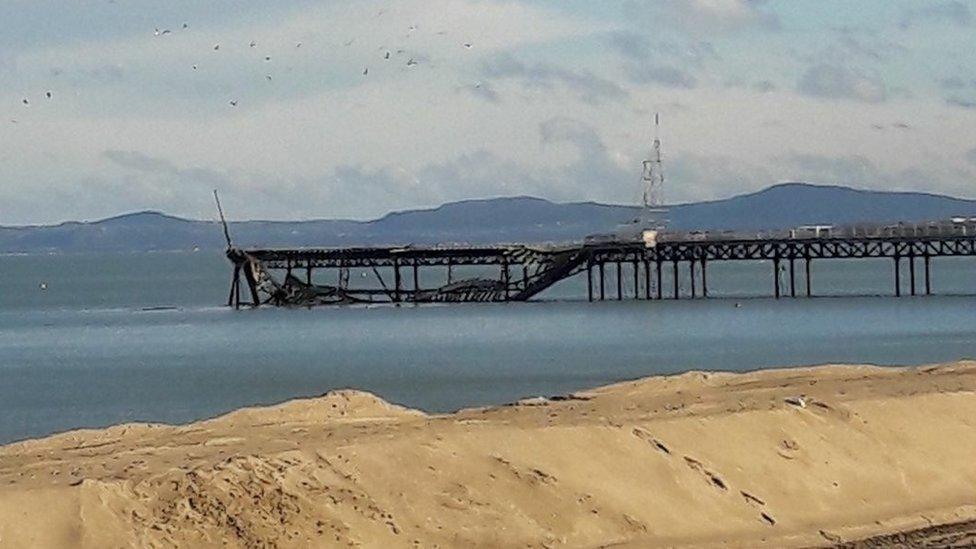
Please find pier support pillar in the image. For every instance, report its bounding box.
[656,259,663,300]
[502,260,510,300]
[805,256,812,297]
[909,254,916,296]
[690,259,696,298]
[701,258,708,298]
[599,262,606,301]
[243,261,260,307]
[587,261,593,302]
[616,262,623,301]
[394,260,402,303]
[894,256,901,297]
[925,254,932,295]
[633,260,640,300]
[673,260,679,300]
[228,264,241,308]
[644,260,651,300]
[306,264,312,286]
[413,263,420,296]
[789,257,796,298]
[773,257,781,299]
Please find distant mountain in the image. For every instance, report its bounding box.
[2,183,975,254]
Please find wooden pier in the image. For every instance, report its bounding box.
[225,221,976,307]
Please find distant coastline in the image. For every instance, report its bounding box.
[2,183,976,254]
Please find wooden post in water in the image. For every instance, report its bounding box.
[306,263,312,286]
[502,260,510,300]
[690,259,696,298]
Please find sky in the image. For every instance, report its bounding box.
[2,0,976,224]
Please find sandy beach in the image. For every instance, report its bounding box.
[2,361,976,548]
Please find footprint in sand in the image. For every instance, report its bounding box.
[683,457,727,491]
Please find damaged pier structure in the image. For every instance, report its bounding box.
[225,221,976,307]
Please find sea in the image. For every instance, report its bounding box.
[1,250,975,445]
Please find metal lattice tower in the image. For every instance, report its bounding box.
[640,113,667,227]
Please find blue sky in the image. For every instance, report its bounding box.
[2,0,976,224]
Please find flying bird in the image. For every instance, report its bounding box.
[45,91,52,99]
[264,56,271,62]
[363,67,368,76]
[154,28,171,36]
[295,42,302,48]
[384,51,391,59]
[213,44,220,50]
[182,22,188,29]
[463,43,472,49]
[22,98,29,105]
[266,74,273,81]
[229,100,238,107]
[406,58,418,66]
[249,40,257,48]
[192,64,198,70]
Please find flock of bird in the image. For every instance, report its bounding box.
[15,14,476,114]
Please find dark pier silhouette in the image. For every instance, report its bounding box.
[225,220,976,307]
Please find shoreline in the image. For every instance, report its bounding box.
[2,361,976,547]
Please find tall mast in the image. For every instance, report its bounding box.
[641,113,665,221]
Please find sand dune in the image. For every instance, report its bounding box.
[2,362,976,548]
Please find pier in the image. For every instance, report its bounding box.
[225,220,976,307]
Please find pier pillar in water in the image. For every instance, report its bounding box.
[502,260,510,300]
[805,257,812,297]
[789,257,796,298]
[909,253,916,296]
[587,260,593,302]
[894,255,901,297]
[773,257,781,299]
[599,262,606,301]
[701,258,708,298]
[393,260,402,302]
[924,254,932,295]
[672,260,679,299]
[643,260,651,300]
[413,263,420,296]
[616,262,623,301]
[243,261,260,307]
[632,260,640,300]
[656,259,663,300]
[306,264,312,286]
[690,258,696,298]
[228,264,241,308]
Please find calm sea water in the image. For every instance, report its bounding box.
[1,250,975,444]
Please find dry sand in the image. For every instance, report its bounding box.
[2,361,976,548]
